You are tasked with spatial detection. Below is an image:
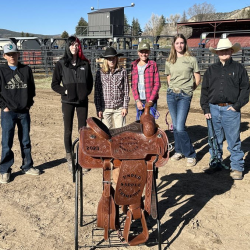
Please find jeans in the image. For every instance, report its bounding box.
[135,100,157,120]
[0,110,33,174]
[209,104,244,171]
[167,89,196,158]
[62,102,88,153]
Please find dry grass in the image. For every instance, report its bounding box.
[34,76,52,89]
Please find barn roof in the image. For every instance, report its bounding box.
[178,18,250,48]
[177,18,250,33]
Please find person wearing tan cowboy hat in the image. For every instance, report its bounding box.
[200,38,250,180]
[94,47,129,129]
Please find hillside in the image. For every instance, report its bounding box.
[188,6,250,22]
[0,29,56,38]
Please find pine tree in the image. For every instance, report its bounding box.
[156,15,165,36]
[76,17,88,36]
[181,11,188,22]
[132,18,142,36]
[124,14,130,34]
[61,31,69,38]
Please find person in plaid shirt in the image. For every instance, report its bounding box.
[94,47,129,129]
[131,41,161,119]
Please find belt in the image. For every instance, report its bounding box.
[172,88,181,94]
[216,103,232,107]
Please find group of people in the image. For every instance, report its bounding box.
[0,34,249,184]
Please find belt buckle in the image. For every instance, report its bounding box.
[173,88,181,94]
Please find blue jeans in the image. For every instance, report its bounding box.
[0,110,33,174]
[167,89,196,158]
[135,100,157,120]
[209,104,244,172]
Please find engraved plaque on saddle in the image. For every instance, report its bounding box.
[115,160,147,205]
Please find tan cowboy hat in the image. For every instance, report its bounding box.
[209,38,241,54]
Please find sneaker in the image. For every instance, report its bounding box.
[22,167,40,176]
[186,158,197,167]
[230,170,243,180]
[171,153,183,161]
[0,173,10,184]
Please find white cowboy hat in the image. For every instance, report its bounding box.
[209,38,241,54]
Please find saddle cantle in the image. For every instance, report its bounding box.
[78,103,169,246]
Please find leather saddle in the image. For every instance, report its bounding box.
[78,102,169,246]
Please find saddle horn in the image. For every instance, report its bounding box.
[140,102,156,137]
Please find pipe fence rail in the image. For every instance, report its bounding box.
[1,47,250,86]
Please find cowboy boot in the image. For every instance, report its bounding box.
[66,152,73,173]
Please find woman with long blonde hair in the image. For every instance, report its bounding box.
[165,33,201,167]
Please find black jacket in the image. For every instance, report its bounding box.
[0,62,35,111]
[51,58,93,104]
[200,57,250,113]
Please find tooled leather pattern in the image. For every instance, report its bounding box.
[111,131,165,159]
[114,160,147,205]
[78,153,103,169]
[80,127,112,157]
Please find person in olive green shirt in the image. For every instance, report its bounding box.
[165,33,201,167]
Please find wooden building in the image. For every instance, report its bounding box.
[177,19,250,48]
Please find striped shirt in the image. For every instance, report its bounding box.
[94,67,130,113]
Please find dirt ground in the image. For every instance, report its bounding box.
[0,82,250,250]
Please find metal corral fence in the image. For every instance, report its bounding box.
[1,47,250,86]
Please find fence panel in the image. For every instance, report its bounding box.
[0,48,250,87]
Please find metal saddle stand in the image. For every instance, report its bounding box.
[71,103,169,250]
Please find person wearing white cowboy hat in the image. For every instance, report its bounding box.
[209,38,241,54]
[94,47,129,129]
[200,38,250,180]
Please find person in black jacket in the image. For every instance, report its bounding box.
[51,36,93,172]
[200,38,250,180]
[0,43,40,184]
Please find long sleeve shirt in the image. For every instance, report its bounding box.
[94,67,129,113]
[0,62,35,111]
[131,59,161,102]
[200,57,250,113]
[51,58,93,104]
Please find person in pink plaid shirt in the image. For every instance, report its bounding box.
[131,41,161,118]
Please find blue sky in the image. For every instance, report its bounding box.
[1,0,249,36]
